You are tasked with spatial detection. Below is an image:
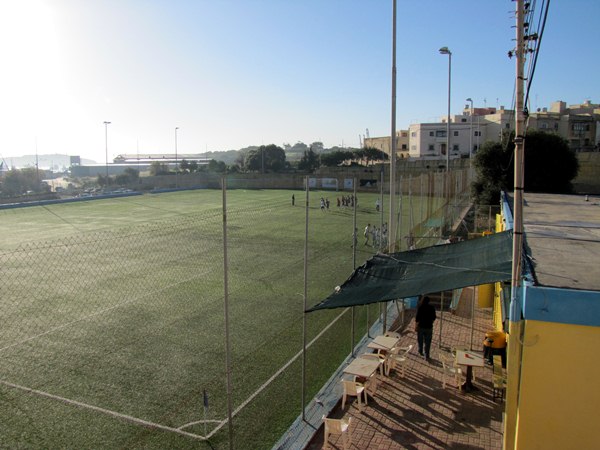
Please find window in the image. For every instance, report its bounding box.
[474,131,482,137]
[428,144,435,151]
[429,131,434,137]
[411,145,417,150]
[461,118,467,122]
[572,123,590,132]
[540,122,548,129]
[401,132,408,137]
[435,130,447,137]
[453,144,459,151]
[401,144,407,150]
[505,123,510,129]
[453,131,459,136]
[411,132,417,137]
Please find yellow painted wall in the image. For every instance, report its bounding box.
[514,320,600,449]
[493,214,505,330]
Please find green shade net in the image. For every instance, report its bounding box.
[307,230,513,312]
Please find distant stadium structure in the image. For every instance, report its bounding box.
[70,153,211,177]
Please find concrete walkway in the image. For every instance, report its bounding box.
[306,302,504,450]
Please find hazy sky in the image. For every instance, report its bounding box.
[1,0,598,163]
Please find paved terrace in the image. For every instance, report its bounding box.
[305,294,504,450]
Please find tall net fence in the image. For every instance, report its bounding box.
[0,168,473,449]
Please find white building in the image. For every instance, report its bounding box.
[408,106,513,160]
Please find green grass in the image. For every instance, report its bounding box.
[0,188,443,449]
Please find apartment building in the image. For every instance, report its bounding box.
[528,100,600,152]
[408,106,512,160]
[363,130,410,159]
[405,100,599,160]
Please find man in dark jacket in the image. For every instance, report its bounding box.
[415,295,436,360]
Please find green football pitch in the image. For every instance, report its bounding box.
[0,188,442,449]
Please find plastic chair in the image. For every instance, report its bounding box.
[384,330,402,339]
[440,352,463,389]
[323,415,352,450]
[341,379,367,410]
[384,344,413,376]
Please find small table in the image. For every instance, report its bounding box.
[343,358,381,393]
[455,350,484,392]
[367,335,400,352]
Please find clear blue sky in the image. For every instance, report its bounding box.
[1,0,598,163]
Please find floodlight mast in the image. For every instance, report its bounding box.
[439,47,452,172]
[103,121,111,181]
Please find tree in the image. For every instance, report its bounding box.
[149,161,169,176]
[244,144,286,172]
[298,148,320,172]
[472,131,579,205]
[361,147,388,165]
[179,159,190,173]
[321,150,353,167]
[115,173,130,185]
[1,168,44,196]
[208,159,227,173]
[124,168,139,182]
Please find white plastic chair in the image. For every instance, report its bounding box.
[341,379,367,410]
[384,344,413,376]
[440,351,463,389]
[384,330,402,339]
[323,415,352,450]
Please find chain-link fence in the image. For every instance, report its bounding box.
[0,169,472,449]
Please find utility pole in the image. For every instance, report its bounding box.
[506,2,527,448]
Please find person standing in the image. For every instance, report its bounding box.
[364,223,371,245]
[415,295,436,361]
[291,194,295,206]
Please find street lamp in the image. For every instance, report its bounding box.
[175,126,179,188]
[103,121,111,183]
[439,46,452,172]
[466,97,474,167]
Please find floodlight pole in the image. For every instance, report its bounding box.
[389,0,397,253]
[301,176,309,421]
[103,121,111,183]
[439,46,452,237]
[466,98,474,168]
[175,127,179,188]
[221,177,234,449]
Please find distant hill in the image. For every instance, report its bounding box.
[3,154,96,171]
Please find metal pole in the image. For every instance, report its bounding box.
[447,52,451,171]
[470,286,476,350]
[439,291,444,348]
[398,175,403,252]
[419,174,424,226]
[467,98,474,169]
[175,127,179,189]
[389,0,397,254]
[380,170,386,331]
[221,177,233,449]
[302,176,309,420]
[103,121,111,183]
[351,178,357,355]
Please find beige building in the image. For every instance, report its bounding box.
[528,100,600,152]
[402,99,599,161]
[407,106,513,160]
[364,130,410,159]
